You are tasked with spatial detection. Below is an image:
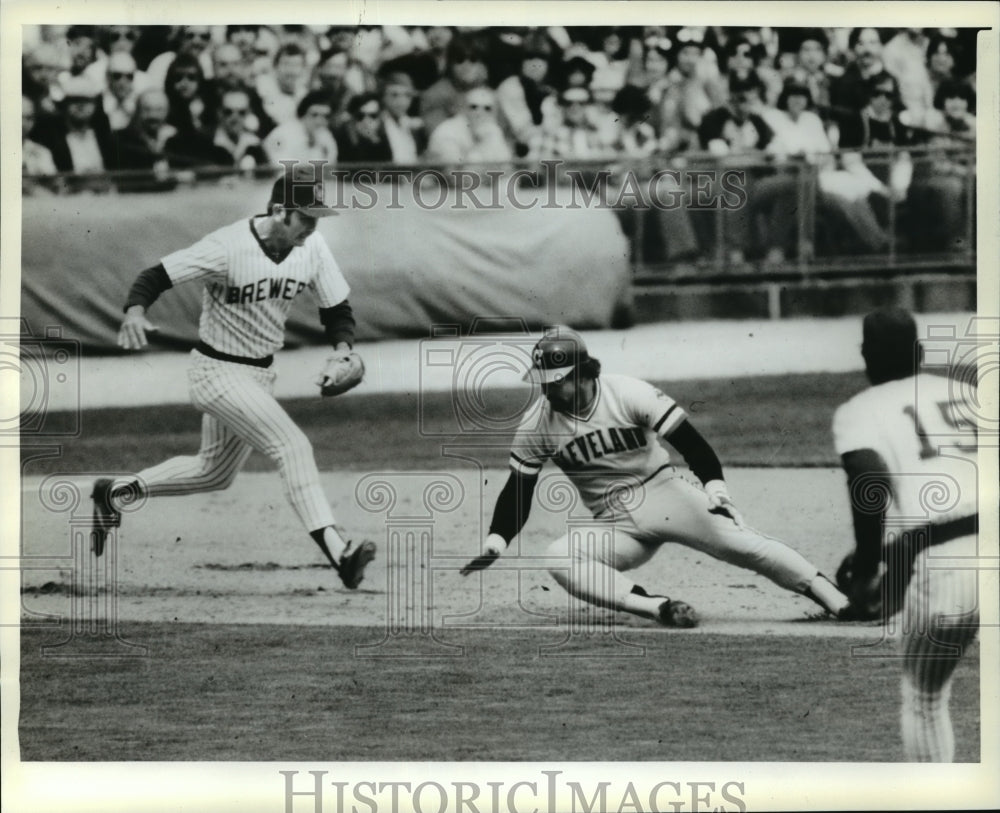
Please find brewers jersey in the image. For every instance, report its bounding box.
[161,218,350,358]
[510,374,688,515]
[832,372,979,530]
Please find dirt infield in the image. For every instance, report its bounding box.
[22,466,875,636]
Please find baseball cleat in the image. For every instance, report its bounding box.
[90,477,121,557]
[657,599,698,628]
[337,540,376,589]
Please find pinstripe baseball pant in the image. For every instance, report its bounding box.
[131,350,335,531]
[900,533,979,762]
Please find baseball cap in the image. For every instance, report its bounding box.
[269,168,339,217]
[523,327,589,384]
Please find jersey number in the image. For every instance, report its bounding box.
[903,401,977,459]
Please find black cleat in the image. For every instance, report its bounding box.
[90,478,121,557]
[657,599,698,628]
[336,540,376,589]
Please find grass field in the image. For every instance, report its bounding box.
[18,624,981,763]
[20,371,870,475]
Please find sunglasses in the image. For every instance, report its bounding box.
[222,106,249,115]
[109,71,134,80]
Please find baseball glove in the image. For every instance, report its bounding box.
[318,351,364,397]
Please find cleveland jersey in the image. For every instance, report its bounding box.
[510,374,688,515]
[160,218,350,358]
[832,372,979,530]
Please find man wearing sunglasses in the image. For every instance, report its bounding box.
[425,86,512,165]
[99,52,145,132]
[333,92,393,168]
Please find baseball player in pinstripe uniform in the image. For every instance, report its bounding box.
[833,307,980,761]
[461,327,852,626]
[90,167,376,588]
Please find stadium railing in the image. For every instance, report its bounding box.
[22,143,976,285]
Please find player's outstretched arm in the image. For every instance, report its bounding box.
[838,448,894,616]
[460,471,538,576]
[118,264,172,350]
[665,419,745,528]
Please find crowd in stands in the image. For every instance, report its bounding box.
[22,24,978,261]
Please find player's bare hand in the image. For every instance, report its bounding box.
[704,480,746,529]
[118,307,158,350]
[460,533,506,576]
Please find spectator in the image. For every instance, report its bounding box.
[112,88,177,175]
[588,27,631,95]
[609,84,659,158]
[697,75,776,264]
[641,37,673,108]
[425,87,512,165]
[379,25,454,91]
[146,25,217,89]
[657,28,725,152]
[100,25,142,60]
[925,35,964,105]
[561,54,597,91]
[925,80,976,139]
[698,74,774,156]
[829,28,893,118]
[907,81,975,252]
[32,75,114,178]
[759,82,834,263]
[62,25,104,87]
[226,24,261,65]
[528,87,605,160]
[97,52,143,132]
[882,28,934,120]
[496,31,561,155]
[209,89,269,168]
[334,92,394,167]
[607,84,700,267]
[164,53,217,137]
[22,95,59,195]
[209,42,274,138]
[788,28,840,113]
[262,90,338,166]
[827,73,915,251]
[324,26,379,95]
[380,72,425,163]
[311,46,355,129]
[256,42,310,125]
[23,42,68,118]
[420,35,490,137]
[836,71,916,152]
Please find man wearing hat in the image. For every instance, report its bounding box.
[462,326,853,627]
[32,74,114,176]
[90,166,377,590]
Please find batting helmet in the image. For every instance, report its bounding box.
[523,327,589,384]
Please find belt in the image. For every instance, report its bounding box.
[196,341,273,369]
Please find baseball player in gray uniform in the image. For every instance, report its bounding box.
[90,167,376,589]
[461,327,852,626]
[833,308,980,761]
